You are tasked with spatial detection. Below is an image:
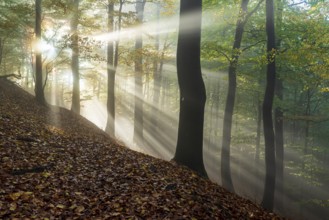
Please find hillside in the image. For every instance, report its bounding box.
[0,79,285,219]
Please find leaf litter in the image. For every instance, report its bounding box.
[0,79,286,219]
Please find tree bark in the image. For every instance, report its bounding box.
[173,0,207,177]
[70,0,80,114]
[261,0,276,211]
[133,0,146,145]
[105,1,115,137]
[35,0,46,105]
[221,0,250,193]
[274,0,284,212]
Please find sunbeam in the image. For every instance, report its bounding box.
[8,1,329,219]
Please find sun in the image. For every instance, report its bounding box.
[35,39,57,60]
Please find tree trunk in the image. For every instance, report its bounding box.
[221,0,250,193]
[133,0,146,145]
[254,89,262,197]
[302,89,311,170]
[256,91,262,164]
[151,2,161,130]
[0,38,4,66]
[35,0,46,105]
[70,0,80,114]
[105,2,115,137]
[261,0,276,211]
[274,77,284,209]
[173,0,207,177]
[274,0,284,211]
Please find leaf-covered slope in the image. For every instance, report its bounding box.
[0,79,285,219]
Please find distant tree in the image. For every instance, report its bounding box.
[70,0,80,114]
[35,0,46,105]
[151,1,161,129]
[173,0,207,177]
[221,0,264,193]
[105,0,124,137]
[133,0,146,145]
[105,1,115,137]
[220,0,249,193]
[150,1,174,132]
[0,38,3,66]
[261,0,276,211]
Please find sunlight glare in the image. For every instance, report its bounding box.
[33,39,56,60]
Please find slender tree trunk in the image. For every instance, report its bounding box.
[70,0,80,114]
[221,0,250,193]
[254,89,262,197]
[291,87,298,144]
[106,2,116,137]
[151,2,161,129]
[256,90,262,164]
[133,0,146,145]
[274,0,284,211]
[25,67,30,87]
[114,1,123,71]
[0,38,4,65]
[302,89,311,169]
[173,0,207,177]
[35,0,46,105]
[261,0,276,211]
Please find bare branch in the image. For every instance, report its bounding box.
[245,0,265,22]
[242,39,266,51]
[218,50,231,62]
[288,1,308,7]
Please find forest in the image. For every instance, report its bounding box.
[0,0,329,219]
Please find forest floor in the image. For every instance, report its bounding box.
[0,78,286,219]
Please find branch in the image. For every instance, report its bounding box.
[242,40,266,51]
[284,114,329,123]
[218,50,231,62]
[245,0,265,22]
[288,1,308,7]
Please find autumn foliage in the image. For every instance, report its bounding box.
[0,79,284,219]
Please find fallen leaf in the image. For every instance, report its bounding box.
[9,202,17,211]
[56,204,65,209]
[75,205,85,213]
[9,192,23,201]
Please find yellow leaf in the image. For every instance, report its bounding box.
[9,192,23,201]
[56,204,65,209]
[42,172,52,178]
[9,202,17,211]
[21,192,33,201]
[2,157,10,162]
[36,184,44,190]
[69,204,77,210]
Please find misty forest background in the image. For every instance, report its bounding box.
[1,0,329,219]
